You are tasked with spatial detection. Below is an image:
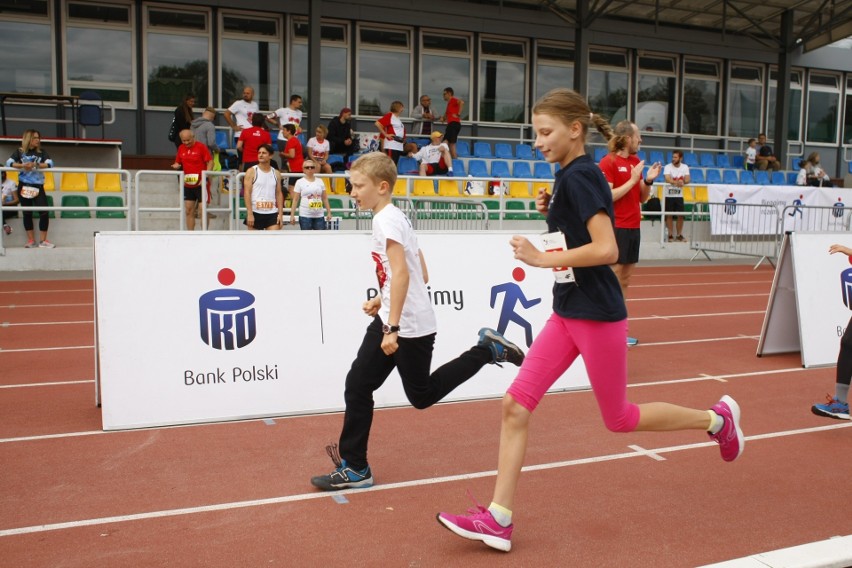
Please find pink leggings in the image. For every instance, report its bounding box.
[506,313,640,433]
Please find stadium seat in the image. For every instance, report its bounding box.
[327,197,347,218]
[451,159,466,176]
[535,148,545,161]
[528,200,545,221]
[533,162,553,179]
[331,177,349,194]
[455,141,471,157]
[515,144,534,160]
[494,143,513,159]
[393,179,408,195]
[690,169,705,184]
[508,181,531,197]
[95,195,125,218]
[594,147,607,162]
[41,194,55,218]
[397,157,418,175]
[483,200,500,220]
[60,172,89,192]
[636,150,646,162]
[473,142,492,158]
[722,170,740,184]
[683,152,699,167]
[649,151,664,165]
[491,160,511,178]
[716,155,731,168]
[505,200,528,220]
[771,171,786,185]
[412,179,436,196]
[732,155,744,169]
[849,161,852,174]
[438,179,461,196]
[706,169,722,184]
[467,159,489,178]
[754,170,770,185]
[740,170,756,185]
[327,154,344,165]
[5,170,18,183]
[787,172,798,185]
[215,130,231,150]
[94,173,122,192]
[60,194,90,218]
[512,161,533,179]
[699,153,716,167]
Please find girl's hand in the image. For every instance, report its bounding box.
[510,235,543,267]
[535,186,551,214]
[829,244,852,256]
[362,297,381,316]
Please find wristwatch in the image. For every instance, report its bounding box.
[382,324,401,334]
[644,178,654,186]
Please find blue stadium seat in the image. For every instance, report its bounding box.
[649,151,664,165]
[327,154,344,165]
[848,161,852,174]
[706,169,722,184]
[533,162,554,179]
[594,147,607,162]
[515,144,534,160]
[535,148,545,161]
[690,169,705,184]
[722,170,740,184]
[787,172,798,185]
[771,171,786,185]
[456,141,471,157]
[215,130,231,150]
[636,150,646,161]
[397,156,419,174]
[732,155,744,169]
[452,159,466,176]
[754,170,770,185]
[683,152,699,167]
[716,155,731,168]
[740,170,756,185]
[473,142,492,158]
[699,153,716,167]
[494,143,513,159]
[512,161,533,178]
[491,160,511,178]
[467,159,489,178]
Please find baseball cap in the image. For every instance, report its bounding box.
[431,131,443,138]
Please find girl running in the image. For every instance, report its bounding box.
[436,88,744,553]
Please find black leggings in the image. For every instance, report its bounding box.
[19,184,49,232]
[838,315,852,386]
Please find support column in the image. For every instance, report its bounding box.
[307,0,322,123]
[573,0,589,97]
[774,9,794,170]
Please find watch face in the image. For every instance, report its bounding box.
[382,324,390,334]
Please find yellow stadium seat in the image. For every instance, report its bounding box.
[531,182,552,197]
[61,172,89,192]
[94,173,122,192]
[320,177,332,192]
[438,179,461,196]
[693,186,709,202]
[393,179,408,195]
[508,181,531,198]
[412,179,436,196]
[4,170,18,184]
[331,177,348,195]
[43,172,55,191]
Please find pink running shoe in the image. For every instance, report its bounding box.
[437,496,513,552]
[708,395,744,462]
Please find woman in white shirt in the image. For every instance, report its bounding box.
[243,144,284,230]
[306,125,333,174]
[290,159,333,230]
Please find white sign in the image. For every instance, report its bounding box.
[95,231,592,430]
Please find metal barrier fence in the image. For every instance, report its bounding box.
[688,202,780,268]
[350,197,489,232]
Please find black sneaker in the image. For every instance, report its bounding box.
[478,328,524,367]
[310,443,374,491]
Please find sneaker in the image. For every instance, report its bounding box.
[24,240,37,248]
[708,395,744,462]
[437,494,513,552]
[310,443,373,491]
[38,240,55,249]
[811,395,850,420]
[627,336,639,346]
[2,223,10,235]
[477,328,524,367]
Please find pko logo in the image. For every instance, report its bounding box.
[841,258,852,310]
[199,268,257,350]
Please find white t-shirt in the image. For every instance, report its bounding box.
[371,204,436,337]
[248,166,279,214]
[413,143,449,165]
[1,179,16,203]
[227,100,259,137]
[270,107,303,140]
[307,137,330,161]
[384,115,405,152]
[745,147,757,166]
[294,178,327,218]
[663,162,690,198]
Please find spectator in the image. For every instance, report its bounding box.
[409,131,454,177]
[411,95,435,135]
[663,150,690,242]
[268,94,303,144]
[172,94,195,149]
[6,129,55,248]
[327,108,356,160]
[439,87,464,159]
[244,144,284,231]
[171,129,213,231]
[237,113,272,171]
[224,86,259,143]
[306,124,333,174]
[191,106,221,194]
[289,159,332,230]
[375,101,406,164]
[280,123,304,193]
[744,138,757,171]
[804,152,833,187]
[2,170,19,235]
[755,133,781,171]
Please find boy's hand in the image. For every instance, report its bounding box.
[362,297,381,316]
[381,333,399,355]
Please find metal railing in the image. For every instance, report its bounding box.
[688,202,780,269]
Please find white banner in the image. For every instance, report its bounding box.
[95,231,592,430]
[707,185,851,235]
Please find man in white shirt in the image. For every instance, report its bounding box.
[224,86,259,142]
[409,131,453,176]
[663,150,691,242]
[267,94,303,143]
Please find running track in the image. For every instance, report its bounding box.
[1,263,851,567]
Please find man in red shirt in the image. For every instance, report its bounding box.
[172,129,213,231]
[440,87,464,159]
[238,113,273,171]
[598,120,661,346]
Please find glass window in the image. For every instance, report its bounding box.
[844,76,852,144]
[535,43,574,100]
[357,25,411,116]
[421,32,471,120]
[766,69,802,141]
[221,14,280,111]
[727,64,763,137]
[66,2,133,105]
[588,48,629,123]
[479,37,527,123]
[145,7,209,108]
[682,58,720,136]
[290,20,349,116]
[0,4,52,93]
[636,54,677,133]
[806,72,840,144]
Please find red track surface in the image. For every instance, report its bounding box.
[1,264,851,567]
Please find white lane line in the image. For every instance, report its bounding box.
[634,280,771,288]
[0,345,93,354]
[631,311,765,321]
[1,421,849,538]
[632,335,759,347]
[0,289,92,295]
[627,444,667,461]
[0,303,93,309]
[1,321,94,327]
[0,380,94,390]
[628,293,767,302]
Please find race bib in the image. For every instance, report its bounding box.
[666,185,683,198]
[184,173,200,186]
[20,186,39,199]
[541,231,576,284]
[255,200,274,212]
[308,198,323,209]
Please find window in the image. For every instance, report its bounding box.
[535,42,574,100]
[479,37,527,123]
[844,75,852,145]
[682,58,720,136]
[727,64,763,137]
[0,1,52,93]
[65,2,134,105]
[145,7,210,108]
[806,72,840,144]
[221,14,280,111]
[636,54,677,133]
[291,20,349,116]
[357,25,411,116]
[588,48,629,123]
[421,32,471,120]
[766,68,803,141]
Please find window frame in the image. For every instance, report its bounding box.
[533,40,575,101]
[354,22,413,116]
[635,52,678,133]
[681,56,721,136]
[219,9,284,110]
[805,70,842,145]
[766,67,803,142]
[289,17,351,114]
[478,34,529,124]
[587,46,631,125]
[0,1,55,94]
[419,29,472,120]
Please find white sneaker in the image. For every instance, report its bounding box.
[38,240,55,248]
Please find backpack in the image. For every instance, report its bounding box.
[167,118,178,143]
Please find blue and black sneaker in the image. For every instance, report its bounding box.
[477,328,524,367]
[310,443,374,491]
[811,395,850,420]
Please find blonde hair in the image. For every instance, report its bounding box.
[20,129,42,153]
[389,100,404,113]
[532,89,613,146]
[314,124,328,137]
[349,152,397,188]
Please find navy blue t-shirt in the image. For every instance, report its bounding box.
[545,154,627,322]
